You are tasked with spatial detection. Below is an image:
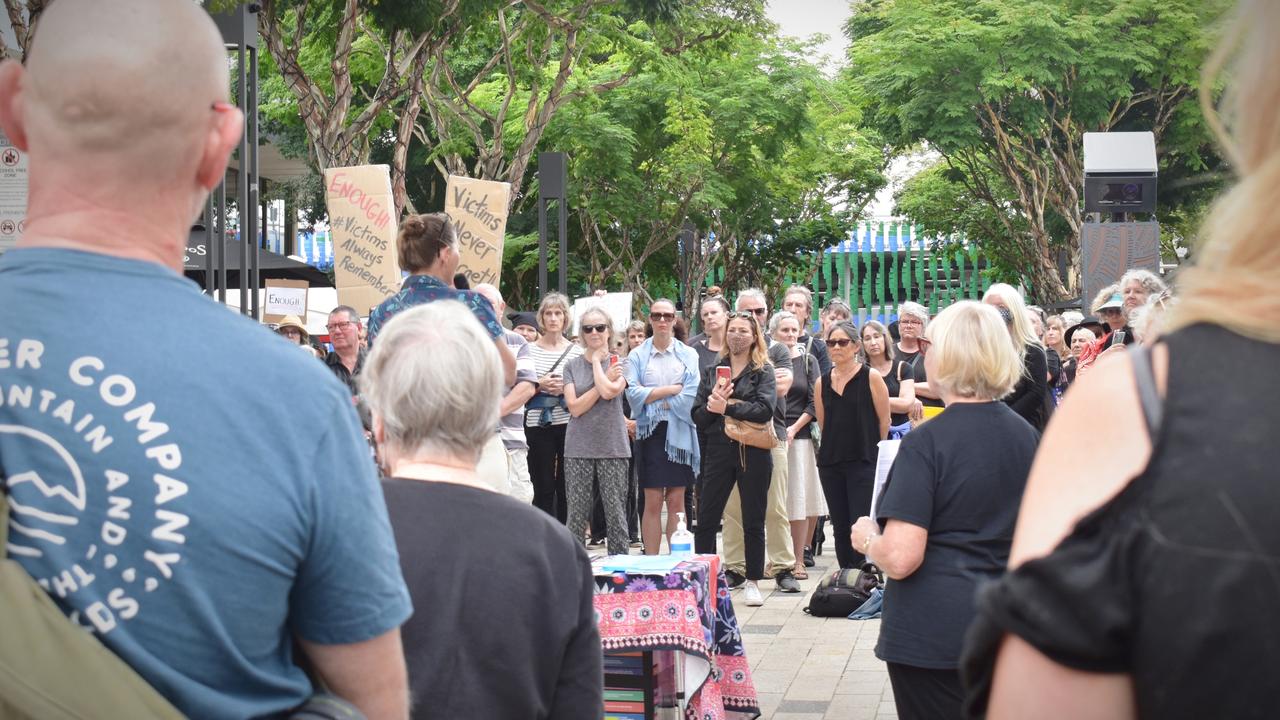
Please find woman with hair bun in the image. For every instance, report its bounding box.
[367,212,515,382]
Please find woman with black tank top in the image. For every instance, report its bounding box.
[966,3,1280,716]
[861,320,920,439]
[814,321,890,569]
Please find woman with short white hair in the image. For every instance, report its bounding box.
[896,301,942,414]
[983,283,1051,432]
[362,301,603,718]
[851,301,1039,720]
[1119,268,1167,316]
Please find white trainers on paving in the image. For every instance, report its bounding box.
[743,581,764,606]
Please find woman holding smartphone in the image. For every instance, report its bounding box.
[563,307,631,556]
[692,312,776,606]
[525,292,583,522]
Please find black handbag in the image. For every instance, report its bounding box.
[804,564,884,617]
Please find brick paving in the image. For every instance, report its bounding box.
[731,547,898,720]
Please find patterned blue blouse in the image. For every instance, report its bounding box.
[367,274,505,345]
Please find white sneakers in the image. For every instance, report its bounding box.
[742,581,764,606]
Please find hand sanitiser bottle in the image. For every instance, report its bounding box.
[670,513,694,556]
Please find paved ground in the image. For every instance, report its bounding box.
[730,547,898,720]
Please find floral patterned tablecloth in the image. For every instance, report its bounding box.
[593,555,759,720]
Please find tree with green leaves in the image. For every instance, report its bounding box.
[850,0,1227,301]
[539,30,887,313]
[256,0,757,218]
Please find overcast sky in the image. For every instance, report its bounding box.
[766,0,854,73]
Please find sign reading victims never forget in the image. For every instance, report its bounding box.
[444,175,511,287]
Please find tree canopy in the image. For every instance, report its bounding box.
[849,0,1228,301]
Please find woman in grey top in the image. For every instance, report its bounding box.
[563,307,631,556]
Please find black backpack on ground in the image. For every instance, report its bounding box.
[804,564,884,617]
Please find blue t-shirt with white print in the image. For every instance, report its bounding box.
[0,248,412,718]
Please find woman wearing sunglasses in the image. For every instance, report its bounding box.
[624,299,703,555]
[562,307,631,556]
[814,321,890,569]
[692,312,777,606]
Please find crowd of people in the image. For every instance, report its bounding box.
[2,1,1278,719]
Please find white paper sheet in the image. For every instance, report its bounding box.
[870,439,902,522]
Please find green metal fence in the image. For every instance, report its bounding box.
[703,221,992,328]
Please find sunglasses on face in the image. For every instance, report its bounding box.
[581,324,609,334]
[827,338,857,348]
[649,312,676,322]
[742,307,767,316]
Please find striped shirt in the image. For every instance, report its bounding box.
[525,341,583,427]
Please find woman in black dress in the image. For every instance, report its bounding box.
[813,320,890,570]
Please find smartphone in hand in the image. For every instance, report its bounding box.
[716,366,731,389]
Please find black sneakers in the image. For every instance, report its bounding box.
[724,569,747,589]
[774,570,801,593]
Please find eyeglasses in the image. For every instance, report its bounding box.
[649,312,676,322]
[326,321,356,333]
[827,338,856,348]
[1099,307,1123,315]
[581,324,609,334]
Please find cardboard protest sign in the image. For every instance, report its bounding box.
[0,128,28,254]
[444,175,511,287]
[572,292,634,335]
[325,165,401,315]
[263,279,309,324]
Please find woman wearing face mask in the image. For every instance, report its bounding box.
[563,308,630,556]
[525,292,583,522]
[861,320,919,439]
[772,311,827,581]
[692,312,776,606]
[814,321,890,570]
